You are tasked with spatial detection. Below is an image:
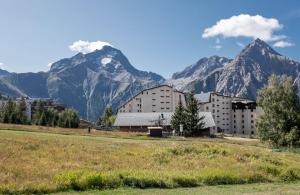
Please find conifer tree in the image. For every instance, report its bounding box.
[183,92,205,137]
[171,98,185,133]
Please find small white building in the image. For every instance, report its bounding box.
[118,85,186,113]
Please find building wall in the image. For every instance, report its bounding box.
[118,85,186,113]
[198,92,262,136]
[199,93,232,134]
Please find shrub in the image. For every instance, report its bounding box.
[199,170,245,185]
[258,163,281,176]
[280,168,300,181]
[172,176,199,187]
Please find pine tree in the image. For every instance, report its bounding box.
[183,92,205,137]
[15,99,28,124]
[32,100,45,125]
[171,98,185,133]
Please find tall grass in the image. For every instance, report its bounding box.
[1,127,300,194]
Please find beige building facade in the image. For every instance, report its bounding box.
[118,85,186,113]
[196,92,262,136]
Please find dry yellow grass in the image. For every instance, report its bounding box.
[0,123,300,194]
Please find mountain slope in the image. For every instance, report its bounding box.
[0,46,164,120]
[167,56,231,90]
[168,39,300,99]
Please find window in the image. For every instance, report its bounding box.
[212,104,215,107]
[166,96,170,98]
[166,90,170,92]
[152,92,156,95]
[166,107,170,110]
[242,131,245,134]
[161,96,164,98]
[251,120,254,123]
[234,120,236,123]
[152,105,156,107]
[152,99,156,101]
[242,125,244,128]
[161,102,164,104]
[242,115,244,118]
[161,107,165,110]
[161,90,164,92]
[212,98,215,102]
[234,114,236,118]
[251,114,253,117]
[242,120,244,123]
[166,102,170,104]
[251,131,254,135]
[206,106,209,110]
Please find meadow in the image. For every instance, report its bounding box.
[1,124,300,194]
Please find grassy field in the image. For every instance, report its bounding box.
[54,182,300,194]
[1,124,300,194]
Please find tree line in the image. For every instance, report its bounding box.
[96,106,116,128]
[0,99,79,128]
[257,75,300,148]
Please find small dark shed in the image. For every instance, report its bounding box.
[148,127,163,137]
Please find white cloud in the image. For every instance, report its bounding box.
[202,14,286,42]
[0,62,6,69]
[69,40,112,54]
[273,41,294,48]
[236,42,245,48]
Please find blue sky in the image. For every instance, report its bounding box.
[0,0,300,78]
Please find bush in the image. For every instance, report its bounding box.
[199,171,245,185]
[259,163,281,176]
[172,176,198,187]
[280,168,300,181]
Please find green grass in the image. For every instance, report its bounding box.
[1,124,300,194]
[54,182,300,195]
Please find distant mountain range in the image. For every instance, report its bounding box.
[168,38,300,99]
[0,39,300,120]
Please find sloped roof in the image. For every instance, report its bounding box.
[114,112,215,128]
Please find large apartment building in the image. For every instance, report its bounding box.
[195,92,262,136]
[118,85,186,113]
